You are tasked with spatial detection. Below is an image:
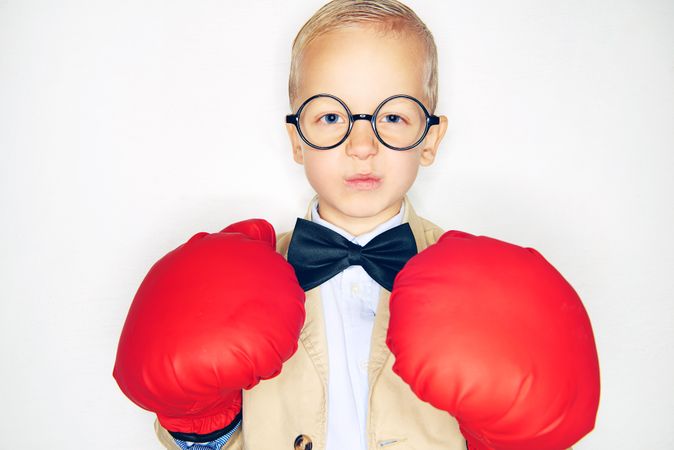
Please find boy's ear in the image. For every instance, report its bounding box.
[285,123,304,165]
[419,115,448,167]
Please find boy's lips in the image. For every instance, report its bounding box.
[344,174,382,190]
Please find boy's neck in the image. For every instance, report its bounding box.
[315,198,404,237]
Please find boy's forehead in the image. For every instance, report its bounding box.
[296,25,427,109]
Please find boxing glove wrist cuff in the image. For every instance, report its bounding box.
[156,390,242,436]
[168,411,242,443]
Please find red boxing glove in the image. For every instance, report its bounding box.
[387,230,600,450]
[113,219,305,435]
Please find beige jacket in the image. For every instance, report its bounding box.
[156,196,468,450]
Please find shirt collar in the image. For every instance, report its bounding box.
[310,198,405,247]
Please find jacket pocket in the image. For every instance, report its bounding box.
[377,437,410,448]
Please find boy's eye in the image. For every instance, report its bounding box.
[382,114,403,124]
[380,113,408,125]
[318,113,344,125]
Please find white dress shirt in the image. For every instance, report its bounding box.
[310,199,405,450]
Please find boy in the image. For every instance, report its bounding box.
[114,1,598,449]
[172,2,454,446]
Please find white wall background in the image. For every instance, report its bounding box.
[1,1,672,448]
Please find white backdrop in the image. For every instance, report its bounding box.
[1,1,672,448]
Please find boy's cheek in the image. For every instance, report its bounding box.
[302,155,330,181]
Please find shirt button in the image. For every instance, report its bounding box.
[351,283,360,296]
[359,360,368,372]
[294,434,313,450]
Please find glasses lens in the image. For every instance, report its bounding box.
[375,97,427,149]
[299,96,350,148]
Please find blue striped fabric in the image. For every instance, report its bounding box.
[172,419,241,450]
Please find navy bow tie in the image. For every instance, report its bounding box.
[286,218,418,292]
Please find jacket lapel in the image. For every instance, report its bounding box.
[368,196,434,389]
[298,286,329,383]
[277,196,330,390]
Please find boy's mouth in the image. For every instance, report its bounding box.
[344,174,382,191]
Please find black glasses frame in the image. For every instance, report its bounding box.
[285,93,440,151]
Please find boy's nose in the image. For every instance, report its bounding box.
[344,120,378,159]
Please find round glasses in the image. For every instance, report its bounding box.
[285,93,440,151]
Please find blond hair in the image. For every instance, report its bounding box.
[288,0,439,114]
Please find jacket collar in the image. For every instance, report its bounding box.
[276,195,434,394]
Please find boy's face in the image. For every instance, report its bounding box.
[286,24,448,234]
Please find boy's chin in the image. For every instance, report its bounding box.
[321,194,404,222]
